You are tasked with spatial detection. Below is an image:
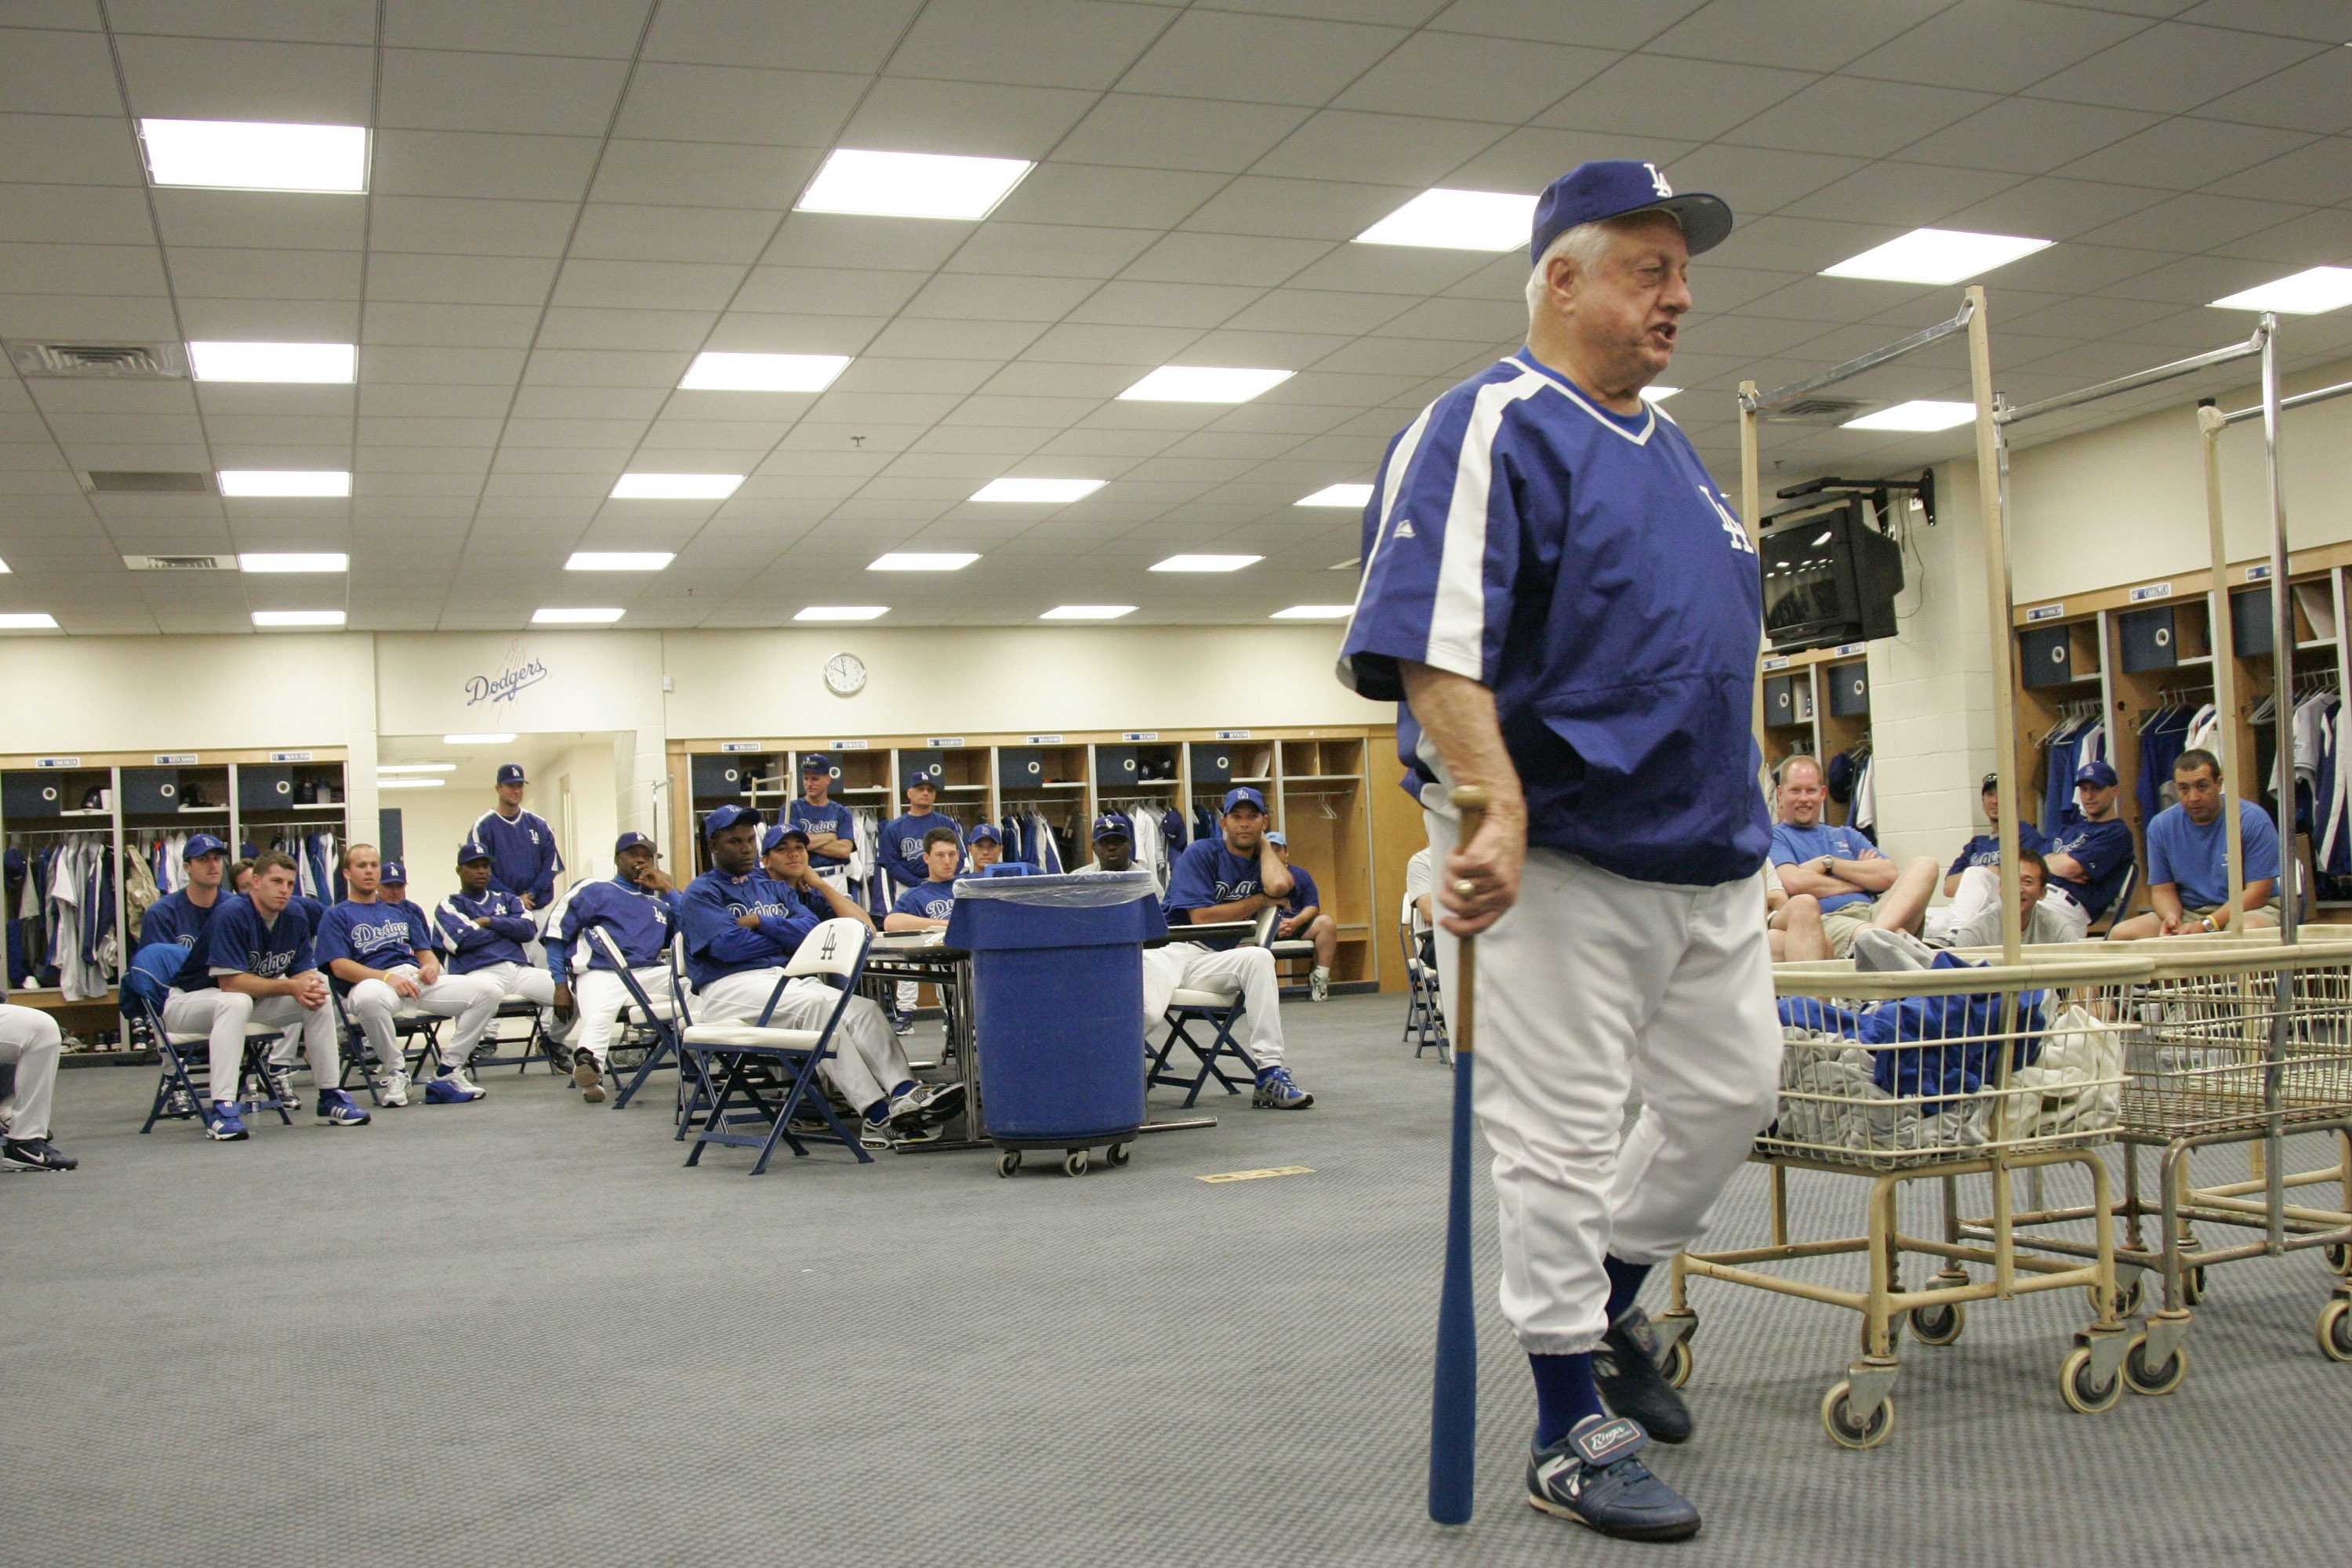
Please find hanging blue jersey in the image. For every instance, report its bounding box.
[1769,822,1879,914]
[201,895,316,989]
[2146,800,2279,909]
[1164,838,1272,950]
[2043,817,2135,918]
[554,873,677,985]
[891,880,959,923]
[1280,864,1322,920]
[313,898,434,992]
[880,811,960,888]
[1338,350,1768,887]
[788,798,858,861]
[143,887,226,990]
[289,892,326,937]
[677,867,823,989]
[470,808,564,905]
[1948,823,2048,878]
[436,888,536,974]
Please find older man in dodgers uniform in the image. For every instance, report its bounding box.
[1339,161,1780,1543]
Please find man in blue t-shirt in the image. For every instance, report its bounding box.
[2043,762,2137,939]
[2111,749,2281,939]
[787,753,858,886]
[1266,831,1336,1002]
[1769,755,1940,958]
[884,826,964,932]
[1156,787,1311,1109]
[312,846,502,1106]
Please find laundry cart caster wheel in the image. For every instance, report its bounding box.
[2059,1345,2122,1414]
[2324,1243,2350,1276]
[2089,1275,2143,1320]
[996,1149,1022,1178]
[2318,1298,2352,1363]
[2180,1266,2208,1306]
[1104,1142,1131,1167]
[1819,1382,1893,1450]
[1908,1302,1965,1347]
[1062,1149,1089,1178]
[1661,1338,1692,1390]
[2122,1334,2188,1396]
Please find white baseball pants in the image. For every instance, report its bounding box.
[1428,812,1781,1356]
[462,960,558,1041]
[1142,942,1285,1068]
[347,968,502,1077]
[568,965,677,1067]
[162,986,341,1101]
[0,1002,63,1140]
[692,968,913,1113]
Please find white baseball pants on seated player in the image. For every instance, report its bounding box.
[692,968,913,1113]
[162,987,342,1098]
[1922,864,2002,944]
[345,967,501,1077]
[568,966,679,1068]
[0,1003,64,1139]
[462,959,559,1037]
[1428,811,1781,1356]
[1141,942,1286,1068]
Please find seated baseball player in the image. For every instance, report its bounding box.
[1923,773,2049,942]
[2110,749,2280,939]
[1266,830,1336,1000]
[1768,755,1938,958]
[187,849,368,1137]
[228,857,325,937]
[1855,846,2069,964]
[884,826,964,932]
[966,821,1005,869]
[679,805,959,1138]
[2,986,76,1171]
[550,831,681,1104]
[2042,762,2136,940]
[436,837,564,1062]
[764,824,875,930]
[1155,790,1312,1109]
[1763,860,1828,963]
[313,846,500,1105]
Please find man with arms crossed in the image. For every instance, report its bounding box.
[437,837,564,1063]
[1340,162,1779,1541]
[2110,750,2279,938]
[785,753,858,885]
[1770,756,1939,958]
[551,831,679,1104]
[2044,761,2137,940]
[313,846,499,1105]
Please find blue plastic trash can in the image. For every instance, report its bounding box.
[945,869,1165,1177]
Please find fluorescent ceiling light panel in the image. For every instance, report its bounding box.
[794,605,887,622]
[1151,554,1262,572]
[189,340,356,383]
[797,148,1033,220]
[0,612,58,630]
[565,551,673,572]
[610,473,741,499]
[443,733,515,745]
[1272,605,1356,619]
[970,477,1103,503]
[532,607,625,625]
[1297,483,1374,508]
[219,470,350,497]
[251,609,345,627]
[679,351,851,392]
[2209,267,2352,315]
[1841,400,1977,432]
[0,558,10,573]
[1820,227,2053,285]
[238,553,347,573]
[1040,604,1134,620]
[1118,366,1293,404]
[1355,188,1538,251]
[869,553,979,572]
[1642,386,1681,401]
[139,118,368,192]
[376,778,445,789]
[376,763,454,774]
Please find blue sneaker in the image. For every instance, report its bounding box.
[204,1101,249,1142]
[1252,1065,1314,1109]
[1526,1414,1700,1542]
[425,1069,487,1104]
[316,1090,371,1127]
[1594,1308,1693,1443]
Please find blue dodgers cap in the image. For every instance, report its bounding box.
[496,763,526,786]
[799,752,833,775]
[967,822,1002,844]
[761,823,808,854]
[614,830,657,857]
[1529,159,1732,268]
[379,860,408,885]
[904,768,939,789]
[1091,814,1129,842]
[2076,760,2118,788]
[1265,830,1287,848]
[456,837,492,866]
[183,833,228,861]
[702,803,761,839]
[1221,786,1268,814]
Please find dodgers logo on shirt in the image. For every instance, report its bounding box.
[1699,485,1755,556]
[252,950,294,978]
[349,919,412,951]
[923,897,953,919]
[1211,880,1261,902]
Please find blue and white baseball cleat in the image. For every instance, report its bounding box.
[316,1090,371,1127]
[424,1070,486,1104]
[1526,1414,1700,1542]
[204,1101,250,1142]
[1251,1065,1314,1109]
[1595,1307,1694,1443]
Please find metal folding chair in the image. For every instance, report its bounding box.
[122,944,294,1134]
[677,917,877,1173]
[588,928,705,1120]
[1148,981,1258,1108]
[1398,894,1449,1061]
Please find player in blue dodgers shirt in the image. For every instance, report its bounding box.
[1769,756,1940,959]
[1338,162,1777,1541]
[880,769,960,1024]
[436,837,562,1058]
[681,806,959,1138]
[312,846,501,1106]
[230,857,325,937]
[786,753,858,886]
[965,821,1004,870]
[148,833,290,1102]
[194,849,368,1137]
[471,762,564,931]
[1922,773,2049,945]
[2111,748,2281,939]
[1156,788,1312,1110]
[885,826,965,931]
[551,831,681,1104]
[763,824,875,931]
[2042,761,2138,942]
[1265,831,1335,1002]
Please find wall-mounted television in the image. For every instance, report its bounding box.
[1758,497,1904,654]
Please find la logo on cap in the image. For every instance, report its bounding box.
[1644,162,1671,198]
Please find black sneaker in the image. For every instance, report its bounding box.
[2,1136,79,1172]
[1592,1308,1693,1444]
[1526,1415,1700,1542]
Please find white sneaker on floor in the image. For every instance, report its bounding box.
[376,1070,411,1108]
[1310,968,1330,1002]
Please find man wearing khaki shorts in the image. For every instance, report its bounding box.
[1767,756,1937,958]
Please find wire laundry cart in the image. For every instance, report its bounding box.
[1653,952,2151,1449]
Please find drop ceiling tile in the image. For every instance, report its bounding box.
[1445,129,1700,194]
[1726,76,1998,159]
[1336,34,1617,122]
[588,140,824,209]
[361,347,529,386]
[1426,0,1710,47]
[363,301,545,347]
[367,252,561,307]
[639,418,793,449]
[1020,321,1200,365]
[569,202,785,265]
[2060,117,2315,190]
[357,414,505,448]
[520,347,694,387]
[535,306,719,350]
[551,258,746,312]
[2075,191,2312,252]
[1118,11,1409,105]
[378,49,632,136]
[371,129,604,201]
[1540,55,1817,142]
[1377,294,1523,340]
[2100,252,2306,305]
[0,241,166,296]
[980,361,1140,399]
[0,112,142,187]
[1849,0,2154,93]
[1703,214,1905,275]
[0,185,154,248]
[381,0,654,56]
[170,246,364,300]
[114,32,373,121]
[885,0,1167,90]
[848,78,1098,160]
[1120,231,1330,289]
[1276,243,1496,295]
[2209,136,2352,205]
[829,358,1000,396]
[641,0,918,72]
[368,196,577,257]
[1181,176,1417,243]
[1896,97,2161,176]
[757,212,973,273]
[903,270,1102,321]
[508,386,663,419]
[702,310,887,355]
[107,1,374,43]
[1779,162,2022,227]
[2211,207,2352,265]
[730,265,927,317]
[940,394,1106,427]
[613,64,866,145]
[2194,45,2352,134]
[940,221,1156,280]
[151,190,366,252]
[1936,175,2172,241]
[1247,111,1501,187]
[1054,94,1312,173]
[2022,22,2324,113]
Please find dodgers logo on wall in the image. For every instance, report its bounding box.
[466,637,550,709]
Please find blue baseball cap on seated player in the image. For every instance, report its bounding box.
[2076,760,2118,789]
[1091,814,1128,842]
[379,861,407,886]
[968,822,1002,844]
[1265,831,1287,848]
[497,763,526,786]
[614,831,656,856]
[702,803,760,839]
[183,833,227,861]
[1222,786,1267,815]
[762,823,808,854]
[1528,160,1733,268]
[457,838,491,866]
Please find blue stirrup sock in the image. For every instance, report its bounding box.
[1529,1352,1604,1449]
[1604,1256,1653,1323]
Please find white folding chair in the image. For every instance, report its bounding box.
[1250,905,1319,989]
[677,917,877,1173]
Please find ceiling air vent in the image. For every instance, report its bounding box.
[7,339,188,379]
[1763,396,1869,423]
[123,554,235,572]
[87,470,214,494]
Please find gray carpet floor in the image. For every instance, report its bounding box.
[5,993,2347,1566]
